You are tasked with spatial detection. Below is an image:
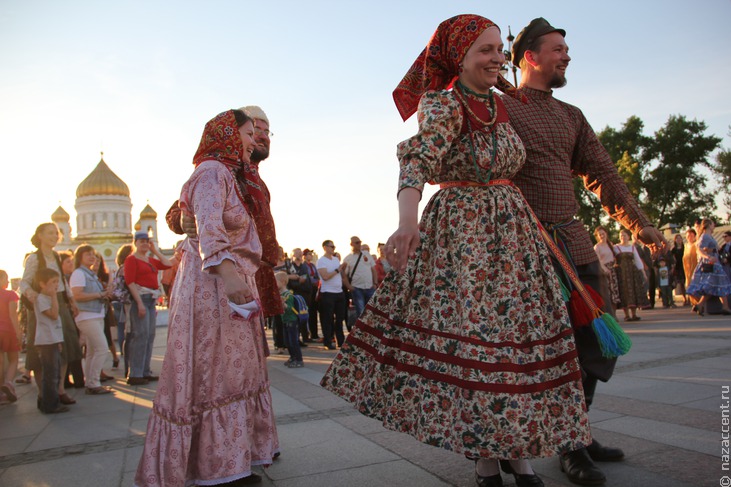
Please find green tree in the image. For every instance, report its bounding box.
[641,115,721,227]
[713,127,731,220]
[597,115,649,164]
[572,116,649,237]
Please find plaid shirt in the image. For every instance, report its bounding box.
[502,87,651,266]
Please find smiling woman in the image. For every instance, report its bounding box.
[322,14,590,487]
[134,109,279,487]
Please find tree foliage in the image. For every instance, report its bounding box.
[576,114,723,233]
[713,127,731,220]
[641,115,720,226]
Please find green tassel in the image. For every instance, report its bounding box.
[558,278,570,302]
[591,313,632,358]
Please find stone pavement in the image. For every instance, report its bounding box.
[0,305,729,487]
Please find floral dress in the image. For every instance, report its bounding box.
[321,89,590,460]
[135,161,279,487]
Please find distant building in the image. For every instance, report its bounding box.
[52,153,161,271]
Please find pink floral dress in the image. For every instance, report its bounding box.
[321,89,590,460]
[135,161,279,487]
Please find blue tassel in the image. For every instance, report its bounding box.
[591,313,632,358]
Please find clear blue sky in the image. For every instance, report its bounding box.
[2,0,730,279]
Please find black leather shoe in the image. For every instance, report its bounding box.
[475,472,503,487]
[586,440,624,462]
[560,448,606,485]
[513,473,544,487]
[497,461,543,486]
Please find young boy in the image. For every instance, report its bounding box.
[275,271,303,368]
[34,268,69,414]
[656,258,675,309]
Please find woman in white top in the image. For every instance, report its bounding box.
[593,226,620,310]
[613,229,647,321]
[20,222,83,406]
[70,244,113,395]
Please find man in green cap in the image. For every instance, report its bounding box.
[502,17,667,486]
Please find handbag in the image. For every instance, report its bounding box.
[343,252,362,302]
[700,263,714,273]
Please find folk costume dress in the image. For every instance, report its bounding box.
[322,82,590,458]
[686,233,731,298]
[135,111,279,487]
[612,244,648,309]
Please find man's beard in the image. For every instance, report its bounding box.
[549,72,567,89]
[251,147,269,164]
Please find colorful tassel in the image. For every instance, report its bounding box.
[585,284,604,309]
[591,313,632,358]
[558,277,571,302]
[568,290,594,328]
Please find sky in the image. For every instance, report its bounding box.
[2,0,731,279]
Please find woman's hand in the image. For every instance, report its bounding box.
[385,222,420,274]
[222,275,254,305]
[385,187,422,274]
[214,259,253,304]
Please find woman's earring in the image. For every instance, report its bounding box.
[458,63,463,73]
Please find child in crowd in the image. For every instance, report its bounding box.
[275,271,303,368]
[657,258,675,309]
[34,268,69,414]
[0,270,21,403]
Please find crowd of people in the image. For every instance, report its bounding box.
[0,223,179,411]
[594,221,731,321]
[2,12,731,487]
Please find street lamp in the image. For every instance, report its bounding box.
[501,26,518,87]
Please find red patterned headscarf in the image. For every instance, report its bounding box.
[393,14,521,121]
[192,110,246,169]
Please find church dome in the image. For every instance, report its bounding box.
[76,154,130,198]
[51,206,70,222]
[139,204,157,219]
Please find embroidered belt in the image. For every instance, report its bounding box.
[439,179,513,190]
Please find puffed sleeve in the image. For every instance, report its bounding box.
[19,253,39,297]
[396,91,462,195]
[179,161,237,272]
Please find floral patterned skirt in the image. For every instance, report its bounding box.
[321,185,590,459]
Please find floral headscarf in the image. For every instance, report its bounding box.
[192,110,245,169]
[393,14,521,121]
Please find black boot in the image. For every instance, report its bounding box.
[586,439,624,462]
[560,448,606,486]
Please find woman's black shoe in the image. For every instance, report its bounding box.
[512,473,544,486]
[498,460,544,486]
[475,472,503,487]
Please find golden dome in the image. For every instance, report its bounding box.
[51,206,70,222]
[140,204,157,219]
[134,222,141,231]
[76,155,130,198]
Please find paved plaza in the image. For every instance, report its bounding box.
[1,305,729,487]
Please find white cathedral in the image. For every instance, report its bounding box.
[51,153,161,271]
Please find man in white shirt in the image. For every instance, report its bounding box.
[342,236,377,320]
[317,240,346,350]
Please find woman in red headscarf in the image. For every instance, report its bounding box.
[135,110,279,487]
[321,15,589,487]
